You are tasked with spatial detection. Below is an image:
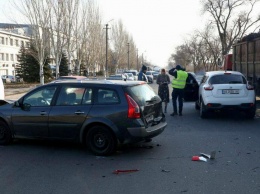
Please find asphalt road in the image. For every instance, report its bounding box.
[1,83,260,194]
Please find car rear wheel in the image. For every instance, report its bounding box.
[0,121,12,145]
[86,125,117,156]
[245,107,256,119]
[200,100,207,119]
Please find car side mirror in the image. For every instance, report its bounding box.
[22,103,31,111]
[14,101,20,107]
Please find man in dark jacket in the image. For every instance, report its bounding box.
[138,65,148,82]
[168,65,188,116]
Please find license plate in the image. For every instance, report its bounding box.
[146,115,154,123]
[222,89,239,94]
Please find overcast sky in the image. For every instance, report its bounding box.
[97,0,205,67]
[0,0,205,67]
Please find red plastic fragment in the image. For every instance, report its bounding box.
[113,169,139,174]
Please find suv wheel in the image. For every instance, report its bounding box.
[200,100,207,119]
[245,107,256,119]
[86,125,117,156]
[0,121,12,145]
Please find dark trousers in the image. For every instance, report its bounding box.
[172,88,184,114]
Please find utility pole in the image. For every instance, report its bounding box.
[127,43,130,70]
[105,24,109,78]
[104,19,113,77]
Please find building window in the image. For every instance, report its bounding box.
[0,53,4,61]
[0,37,4,44]
[6,54,9,61]
[6,38,8,45]
[16,39,19,46]
[10,39,13,46]
[26,42,30,47]
[21,41,24,46]
[11,54,14,61]
[16,54,20,61]
[12,64,15,67]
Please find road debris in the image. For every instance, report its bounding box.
[200,151,216,159]
[192,156,207,162]
[113,169,139,174]
[161,169,171,173]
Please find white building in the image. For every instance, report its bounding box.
[0,30,30,76]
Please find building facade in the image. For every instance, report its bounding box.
[0,30,30,76]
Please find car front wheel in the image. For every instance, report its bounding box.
[200,100,207,119]
[0,121,12,145]
[86,125,117,156]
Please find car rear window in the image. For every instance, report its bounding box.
[126,84,159,106]
[209,74,246,85]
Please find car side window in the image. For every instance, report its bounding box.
[56,86,85,106]
[97,89,119,104]
[82,88,93,105]
[23,86,57,107]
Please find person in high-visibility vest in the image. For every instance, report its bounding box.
[169,65,188,116]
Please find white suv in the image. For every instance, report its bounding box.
[195,71,256,119]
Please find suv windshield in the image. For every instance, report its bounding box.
[209,74,246,84]
[126,84,158,106]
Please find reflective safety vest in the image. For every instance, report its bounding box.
[172,70,188,89]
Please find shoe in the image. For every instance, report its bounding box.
[179,113,182,116]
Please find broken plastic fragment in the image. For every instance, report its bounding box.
[192,156,207,162]
[113,169,139,174]
[200,151,216,159]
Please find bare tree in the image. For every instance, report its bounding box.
[202,0,260,55]
[14,0,52,85]
[111,20,128,71]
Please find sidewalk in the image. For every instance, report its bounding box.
[5,87,33,100]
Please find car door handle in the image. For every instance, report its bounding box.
[75,111,85,115]
[40,111,47,115]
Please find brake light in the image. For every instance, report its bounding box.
[204,84,214,91]
[125,93,140,119]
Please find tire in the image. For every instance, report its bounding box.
[199,100,207,119]
[195,101,200,110]
[86,125,117,156]
[0,121,12,145]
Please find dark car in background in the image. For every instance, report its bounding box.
[184,72,199,102]
[152,71,159,80]
[0,80,166,155]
